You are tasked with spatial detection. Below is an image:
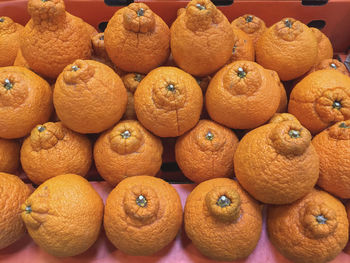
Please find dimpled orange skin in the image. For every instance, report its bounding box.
[0,139,20,174]
[134,66,203,137]
[0,17,23,67]
[13,49,29,68]
[184,178,262,261]
[228,28,255,63]
[231,14,266,46]
[0,66,53,139]
[311,120,350,198]
[122,73,145,120]
[20,122,92,185]
[0,173,32,250]
[20,0,92,79]
[104,175,183,256]
[54,59,127,134]
[94,120,163,186]
[311,27,333,64]
[346,202,350,255]
[269,112,301,125]
[308,58,349,76]
[234,121,319,204]
[288,69,350,135]
[171,0,234,77]
[175,120,239,183]
[256,18,318,81]
[268,69,288,113]
[21,174,103,257]
[104,3,170,74]
[206,61,280,129]
[268,189,349,263]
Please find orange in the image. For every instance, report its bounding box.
[311,27,333,64]
[122,73,145,120]
[312,120,350,198]
[0,66,52,139]
[91,33,114,69]
[268,188,349,263]
[288,69,350,134]
[184,178,262,261]
[175,120,239,183]
[134,66,203,137]
[234,120,319,204]
[269,112,301,125]
[256,18,318,81]
[94,120,163,186]
[170,0,234,76]
[21,174,103,257]
[228,28,255,63]
[231,14,266,46]
[268,69,288,113]
[105,3,170,74]
[20,122,92,185]
[53,59,127,134]
[13,49,29,68]
[0,139,20,174]
[0,172,31,250]
[205,61,280,129]
[104,175,182,256]
[346,202,350,255]
[20,0,92,79]
[0,16,23,67]
[308,58,349,76]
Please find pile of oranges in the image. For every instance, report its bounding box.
[1,0,350,262]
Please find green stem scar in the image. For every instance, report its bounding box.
[315,214,327,224]
[71,65,79,72]
[339,122,350,128]
[196,3,206,10]
[332,101,342,110]
[121,130,131,139]
[136,195,147,207]
[330,63,337,69]
[137,8,145,17]
[205,131,214,140]
[284,19,293,28]
[166,84,175,92]
[37,126,46,132]
[4,79,12,90]
[134,73,142,82]
[246,15,253,23]
[289,129,300,138]
[25,205,32,214]
[217,195,231,208]
[237,67,246,78]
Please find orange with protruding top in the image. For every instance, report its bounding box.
[122,73,145,120]
[171,0,234,77]
[104,175,182,256]
[94,120,163,186]
[0,16,23,67]
[91,33,115,69]
[21,174,103,257]
[104,3,170,74]
[312,120,350,198]
[0,139,20,174]
[268,189,349,263]
[288,69,350,134]
[234,120,319,204]
[184,178,262,261]
[311,27,333,64]
[228,28,255,63]
[20,0,92,79]
[134,66,203,137]
[269,112,301,125]
[231,14,266,46]
[308,58,349,76]
[256,18,318,81]
[175,120,239,183]
[20,122,92,185]
[0,173,31,250]
[0,66,52,139]
[206,61,280,129]
[54,59,127,134]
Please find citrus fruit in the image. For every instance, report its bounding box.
[311,27,333,64]
[53,59,127,134]
[21,174,103,257]
[13,49,29,68]
[205,61,280,129]
[269,112,301,125]
[91,33,115,69]
[268,69,288,113]
[122,73,145,120]
[184,178,262,261]
[231,14,266,46]
[0,139,20,174]
[175,120,239,183]
[309,58,349,76]
[134,66,203,137]
[104,175,182,256]
[94,120,163,186]
[171,0,234,76]
[228,28,255,63]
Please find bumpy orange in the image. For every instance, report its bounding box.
[228,28,255,63]
[21,122,92,185]
[311,27,333,64]
[54,59,127,134]
[0,139,20,174]
[0,173,31,250]
[288,69,350,134]
[105,3,170,74]
[256,18,318,81]
[122,73,145,120]
[0,66,52,139]
[175,120,239,183]
[308,58,349,76]
[134,66,203,137]
[234,120,319,204]
[171,0,234,76]
[269,112,301,125]
[268,189,349,263]
[20,0,92,79]
[184,178,262,261]
[231,14,266,46]
[206,61,280,129]
[21,174,103,257]
[104,176,182,256]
